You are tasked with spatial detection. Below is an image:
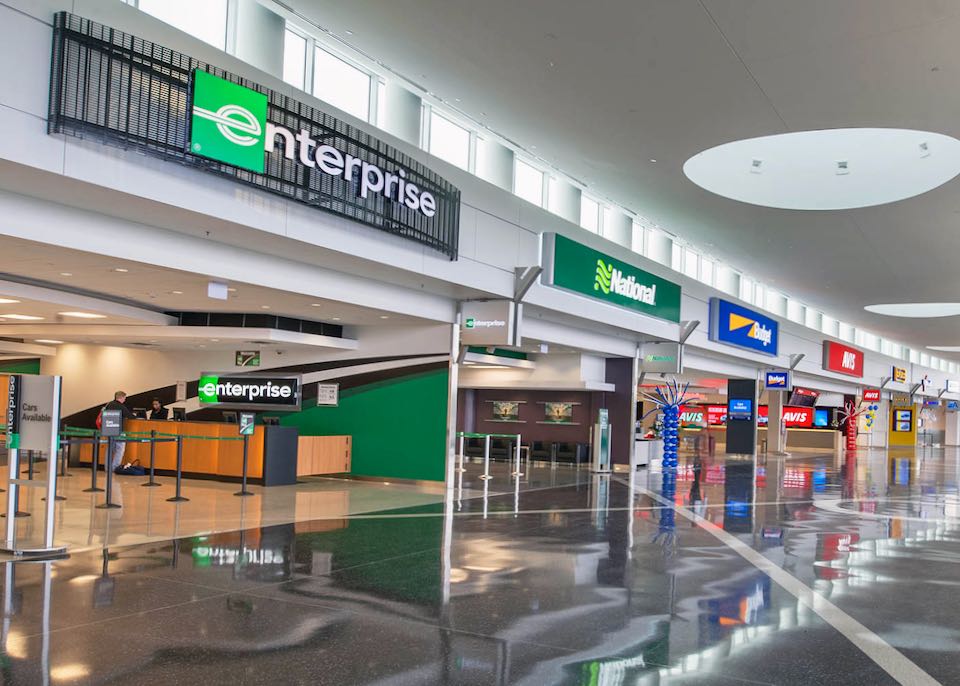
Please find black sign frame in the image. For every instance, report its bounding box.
[48,12,460,260]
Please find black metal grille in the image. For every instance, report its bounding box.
[166,312,343,338]
[48,12,460,259]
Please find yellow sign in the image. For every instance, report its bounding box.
[893,366,907,383]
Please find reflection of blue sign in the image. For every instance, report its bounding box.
[709,298,779,356]
[728,398,753,420]
[765,371,790,389]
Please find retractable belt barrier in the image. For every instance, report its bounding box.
[455,432,524,480]
[57,429,248,509]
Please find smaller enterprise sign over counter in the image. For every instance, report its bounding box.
[709,299,779,356]
[198,373,302,410]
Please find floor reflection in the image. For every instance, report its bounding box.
[3,448,960,683]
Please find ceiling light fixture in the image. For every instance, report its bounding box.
[684,128,960,210]
[113,268,129,273]
[59,272,72,277]
[35,339,64,344]
[261,305,271,310]
[59,311,106,319]
[379,315,390,319]
[865,303,960,318]
[311,303,322,307]
[332,317,341,321]
[171,290,183,295]
[0,314,44,321]
[0,298,21,304]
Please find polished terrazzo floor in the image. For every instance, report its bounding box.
[1,447,959,684]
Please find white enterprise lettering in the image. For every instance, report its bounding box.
[469,319,506,328]
[610,268,657,305]
[202,381,294,400]
[265,123,437,218]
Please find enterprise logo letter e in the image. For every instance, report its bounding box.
[190,70,268,173]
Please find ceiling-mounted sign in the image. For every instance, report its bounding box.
[863,389,882,402]
[764,370,791,390]
[947,380,960,393]
[541,234,681,322]
[709,299,779,356]
[822,341,864,378]
[640,342,682,373]
[198,373,302,410]
[892,366,908,383]
[460,301,519,346]
[235,350,261,368]
[49,13,460,259]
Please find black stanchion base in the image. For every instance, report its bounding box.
[1,512,30,518]
[234,490,254,497]
[82,487,105,493]
[166,496,190,503]
[142,481,162,488]
[40,496,68,502]
[95,503,122,509]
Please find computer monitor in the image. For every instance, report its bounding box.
[172,407,186,421]
[132,407,147,419]
[222,411,238,424]
[263,416,280,426]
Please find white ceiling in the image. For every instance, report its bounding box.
[283,0,960,354]
[0,236,424,347]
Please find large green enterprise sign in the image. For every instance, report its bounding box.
[542,233,681,323]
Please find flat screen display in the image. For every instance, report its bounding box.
[894,409,912,432]
[788,387,820,407]
[728,398,753,420]
[814,409,829,427]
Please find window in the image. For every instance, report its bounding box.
[632,221,646,255]
[787,299,804,323]
[821,315,838,337]
[514,159,544,206]
[376,80,386,128]
[700,258,715,286]
[805,308,822,330]
[283,29,307,90]
[580,196,600,232]
[740,277,754,303]
[909,348,920,364]
[838,322,855,343]
[671,243,683,271]
[428,111,470,170]
[138,0,228,49]
[647,230,672,267]
[681,247,698,279]
[753,284,766,308]
[313,47,370,120]
[920,352,930,367]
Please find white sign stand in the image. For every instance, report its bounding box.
[2,375,66,556]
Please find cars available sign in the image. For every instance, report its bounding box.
[822,341,864,378]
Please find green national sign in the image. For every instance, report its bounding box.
[190,70,268,173]
[541,234,681,322]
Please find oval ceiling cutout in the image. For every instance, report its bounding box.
[684,129,960,210]
[865,303,960,318]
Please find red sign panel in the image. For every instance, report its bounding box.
[758,405,813,427]
[823,341,864,378]
[679,405,706,427]
[863,389,881,402]
[706,405,727,425]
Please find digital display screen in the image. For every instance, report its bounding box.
[788,387,819,407]
[728,398,753,420]
[894,409,912,432]
[814,409,829,427]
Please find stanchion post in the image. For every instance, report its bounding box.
[24,450,34,480]
[167,435,189,503]
[456,434,466,473]
[96,437,121,509]
[234,434,253,497]
[480,434,492,480]
[511,433,523,477]
[143,430,161,487]
[84,434,104,493]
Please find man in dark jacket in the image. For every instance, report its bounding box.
[104,391,134,469]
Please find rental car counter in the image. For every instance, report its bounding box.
[74,419,351,485]
[677,404,842,453]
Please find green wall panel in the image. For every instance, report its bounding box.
[0,359,41,374]
[281,368,449,482]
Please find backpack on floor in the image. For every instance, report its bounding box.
[114,460,146,476]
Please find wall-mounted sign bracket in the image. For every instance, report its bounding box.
[880,376,892,389]
[788,353,805,370]
[679,320,699,345]
[514,266,542,303]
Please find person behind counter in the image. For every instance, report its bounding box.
[148,398,169,420]
[103,391,134,469]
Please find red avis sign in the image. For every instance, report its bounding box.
[758,405,814,427]
[823,341,864,378]
[863,389,881,402]
[679,405,706,427]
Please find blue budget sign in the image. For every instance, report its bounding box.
[709,298,779,356]
[765,371,791,389]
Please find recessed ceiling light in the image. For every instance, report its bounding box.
[59,311,106,319]
[650,159,657,163]
[684,128,960,210]
[865,303,960,318]
[332,317,341,321]
[0,298,20,304]
[113,268,129,273]
[345,29,354,35]
[379,315,390,319]
[59,272,72,277]
[311,303,322,307]
[227,287,237,292]
[210,338,220,342]
[35,339,63,344]
[0,314,44,321]
[171,290,183,295]
[261,305,271,310]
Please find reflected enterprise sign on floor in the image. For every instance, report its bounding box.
[540,234,681,322]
